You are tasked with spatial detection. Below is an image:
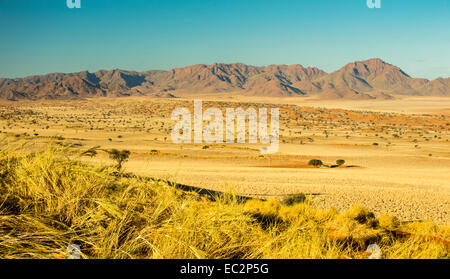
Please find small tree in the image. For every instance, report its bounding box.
[107,149,130,172]
[336,159,345,166]
[308,159,323,168]
[81,147,131,172]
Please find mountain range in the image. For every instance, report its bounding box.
[1,58,449,100]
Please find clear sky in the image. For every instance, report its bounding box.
[0,0,449,79]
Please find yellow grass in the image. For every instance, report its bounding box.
[0,146,448,259]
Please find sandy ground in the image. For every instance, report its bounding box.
[180,95,450,115]
[104,142,449,224]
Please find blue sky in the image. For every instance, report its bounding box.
[0,0,449,79]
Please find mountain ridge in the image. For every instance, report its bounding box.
[1,58,448,100]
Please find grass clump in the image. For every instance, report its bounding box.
[0,146,449,259]
[378,214,400,231]
[282,194,307,206]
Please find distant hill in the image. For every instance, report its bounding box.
[0,58,448,100]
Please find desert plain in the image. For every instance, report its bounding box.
[0,96,449,224]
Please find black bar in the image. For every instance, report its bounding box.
[0,259,446,278]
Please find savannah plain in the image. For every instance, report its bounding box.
[1,96,449,225]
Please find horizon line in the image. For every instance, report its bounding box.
[2,58,449,81]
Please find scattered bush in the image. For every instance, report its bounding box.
[308,159,323,168]
[81,146,101,158]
